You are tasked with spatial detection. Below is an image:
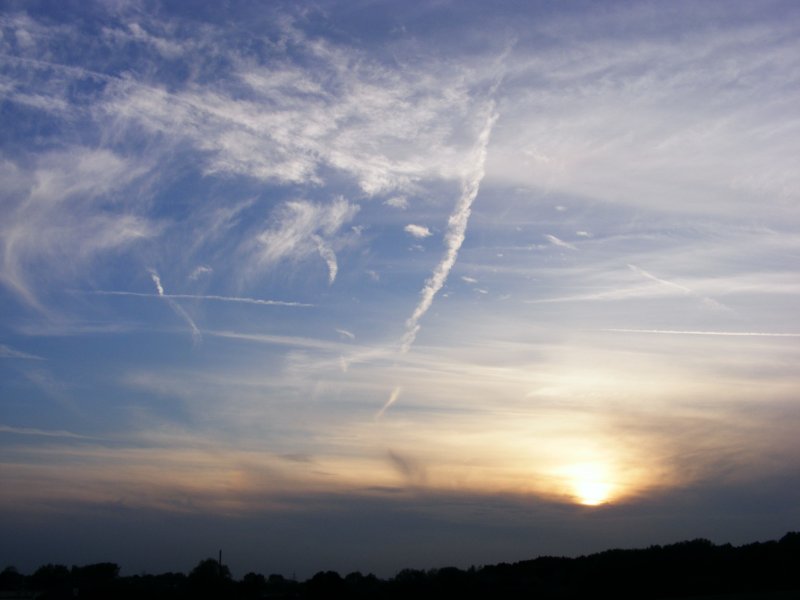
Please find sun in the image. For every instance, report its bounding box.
[573,478,613,506]
[562,463,615,506]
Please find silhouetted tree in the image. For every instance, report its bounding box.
[240,571,266,599]
[70,562,120,599]
[121,572,187,600]
[343,571,383,599]
[29,563,72,599]
[0,566,24,591]
[187,558,233,599]
[9,530,800,600]
[306,570,345,598]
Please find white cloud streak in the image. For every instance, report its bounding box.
[87,290,313,307]
[248,198,358,285]
[97,19,485,197]
[0,424,90,439]
[312,235,338,285]
[487,11,800,217]
[545,234,577,250]
[400,106,498,353]
[0,149,154,314]
[188,265,212,281]
[385,196,408,209]
[604,329,800,338]
[0,344,43,360]
[376,385,402,420]
[206,329,363,353]
[628,264,728,311]
[525,286,667,305]
[335,328,355,340]
[627,264,691,294]
[149,270,201,344]
[149,271,165,297]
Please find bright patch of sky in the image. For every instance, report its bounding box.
[1,0,799,578]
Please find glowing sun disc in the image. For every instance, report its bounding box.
[560,463,615,506]
[574,479,612,506]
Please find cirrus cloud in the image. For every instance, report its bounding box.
[245,197,359,285]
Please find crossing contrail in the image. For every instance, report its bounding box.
[149,270,201,344]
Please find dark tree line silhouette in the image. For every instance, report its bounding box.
[1,532,798,599]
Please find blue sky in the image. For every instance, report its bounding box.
[1,0,800,578]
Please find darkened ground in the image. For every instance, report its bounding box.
[1,532,798,599]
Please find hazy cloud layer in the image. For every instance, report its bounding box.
[1,0,799,579]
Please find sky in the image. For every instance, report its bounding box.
[1,0,799,579]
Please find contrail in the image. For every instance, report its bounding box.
[149,270,201,344]
[0,344,43,360]
[604,328,800,337]
[0,424,91,439]
[627,264,691,294]
[376,385,402,420]
[400,105,498,353]
[86,289,313,307]
[628,264,729,311]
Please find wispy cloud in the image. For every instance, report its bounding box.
[604,329,800,338]
[627,264,692,294]
[96,17,487,197]
[545,234,577,250]
[0,149,154,314]
[335,328,355,340]
[313,235,339,285]
[247,198,358,285]
[386,449,426,486]
[628,264,728,311]
[149,270,201,344]
[101,21,187,59]
[206,330,357,354]
[376,386,402,420]
[404,224,432,239]
[2,8,505,308]
[3,2,799,565]
[188,265,212,281]
[401,106,498,353]
[0,344,43,360]
[0,424,90,439]
[487,11,800,218]
[150,271,165,297]
[385,196,408,209]
[525,286,662,305]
